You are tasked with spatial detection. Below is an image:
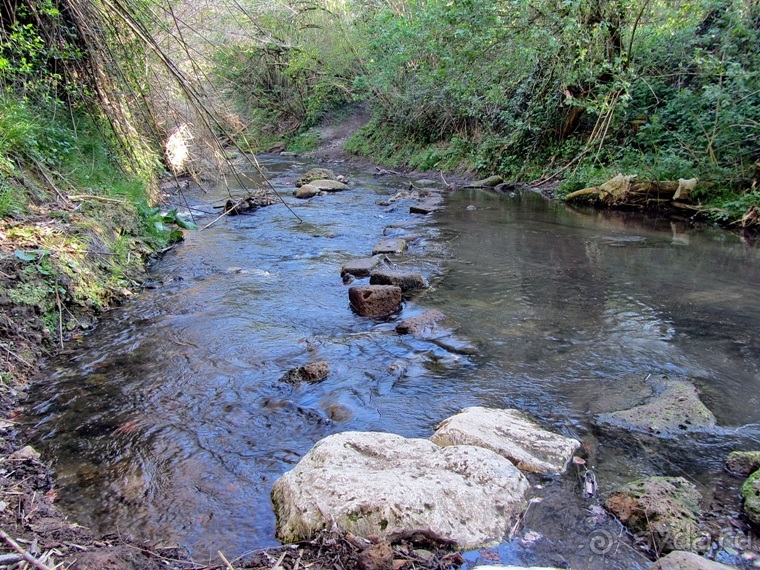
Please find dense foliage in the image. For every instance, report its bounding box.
[0,0,201,371]
[349,0,758,194]
[214,0,758,222]
[213,0,365,150]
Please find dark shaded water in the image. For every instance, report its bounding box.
[28,156,760,568]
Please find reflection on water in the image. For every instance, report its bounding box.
[27,158,760,568]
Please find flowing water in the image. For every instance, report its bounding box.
[28,155,760,569]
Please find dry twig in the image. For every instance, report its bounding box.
[0,528,56,570]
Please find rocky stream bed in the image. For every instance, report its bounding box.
[1,149,759,570]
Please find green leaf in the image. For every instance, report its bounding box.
[14,249,37,261]
[173,215,197,230]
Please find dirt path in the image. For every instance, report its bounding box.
[309,104,372,162]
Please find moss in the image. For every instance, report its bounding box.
[742,470,760,527]
[726,451,760,476]
[605,476,707,554]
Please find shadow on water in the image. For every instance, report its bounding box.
[26,157,760,568]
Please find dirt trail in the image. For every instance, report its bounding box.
[309,105,372,161]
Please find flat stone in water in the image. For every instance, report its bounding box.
[372,238,407,255]
[596,376,717,437]
[369,270,426,291]
[341,256,383,278]
[410,200,441,215]
[309,179,349,192]
[396,310,449,337]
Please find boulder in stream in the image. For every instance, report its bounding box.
[369,270,427,292]
[270,431,529,548]
[605,477,706,554]
[430,407,581,474]
[725,451,760,476]
[294,184,320,199]
[296,168,335,187]
[349,285,402,318]
[742,469,760,526]
[596,377,717,437]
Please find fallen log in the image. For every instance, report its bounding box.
[565,174,699,208]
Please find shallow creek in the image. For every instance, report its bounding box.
[28,155,760,569]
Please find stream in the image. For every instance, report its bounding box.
[28,155,760,569]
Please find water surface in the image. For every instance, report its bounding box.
[29,156,760,568]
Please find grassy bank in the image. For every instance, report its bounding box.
[0,96,191,390]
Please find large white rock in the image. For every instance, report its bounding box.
[271,431,529,548]
[430,407,581,474]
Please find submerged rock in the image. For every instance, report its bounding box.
[395,310,449,337]
[349,285,402,318]
[369,270,427,292]
[605,477,706,554]
[280,361,330,384]
[726,451,760,476]
[296,168,335,187]
[742,469,760,526]
[271,431,529,548]
[430,407,581,474]
[596,377,716,437]
[430,336,478,356]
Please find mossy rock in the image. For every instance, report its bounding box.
[295,168,335,187]
[605,476,707,554]
[468,175,503,188]
[742,469,760,526]
[596,377,716,437]
[726,451,760,476]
